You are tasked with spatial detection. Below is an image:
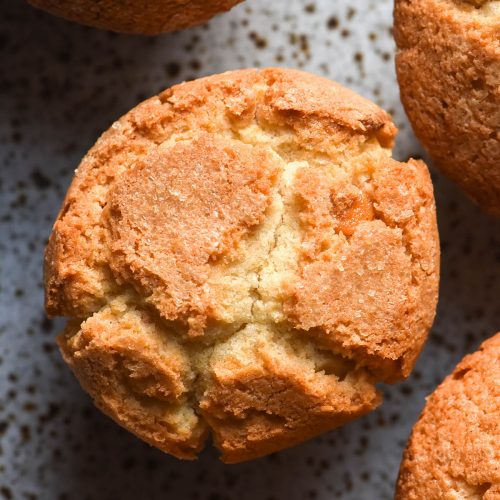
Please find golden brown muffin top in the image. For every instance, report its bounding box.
[396,333,500,499]
[46,68,439,461]
[28,0,244,35]
[394,0,500,215]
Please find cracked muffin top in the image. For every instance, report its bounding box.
[27,0,243,35]
[45,68,440,463]
[396,333,500,499]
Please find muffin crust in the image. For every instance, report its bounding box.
[394,0,500,215]
[45,68,440,462]
[28,0,243,35]
[396,333,500,499]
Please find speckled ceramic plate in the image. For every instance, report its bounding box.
[1,1,499,499]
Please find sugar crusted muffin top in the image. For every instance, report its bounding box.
[45,68,439,462]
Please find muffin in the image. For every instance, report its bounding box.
[396,333,500,499]
[394,0,500,216]
[27,0,243,35]
[45,68,440,463]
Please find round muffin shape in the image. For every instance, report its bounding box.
[27,0,243,35]
[45,68,440,463]
[394,0,500,216]
[396,333,500,499]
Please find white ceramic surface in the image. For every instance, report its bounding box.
[0,1,499,498]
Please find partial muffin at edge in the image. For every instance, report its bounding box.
[45,68,440,463]
[27,0,243,35]
[394,0,500,216]
[396,332,500,499]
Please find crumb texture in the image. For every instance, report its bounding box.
[27,0,244,34]
[396,333,500,499]
[394,0,500,215]
[46,68,439,462]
